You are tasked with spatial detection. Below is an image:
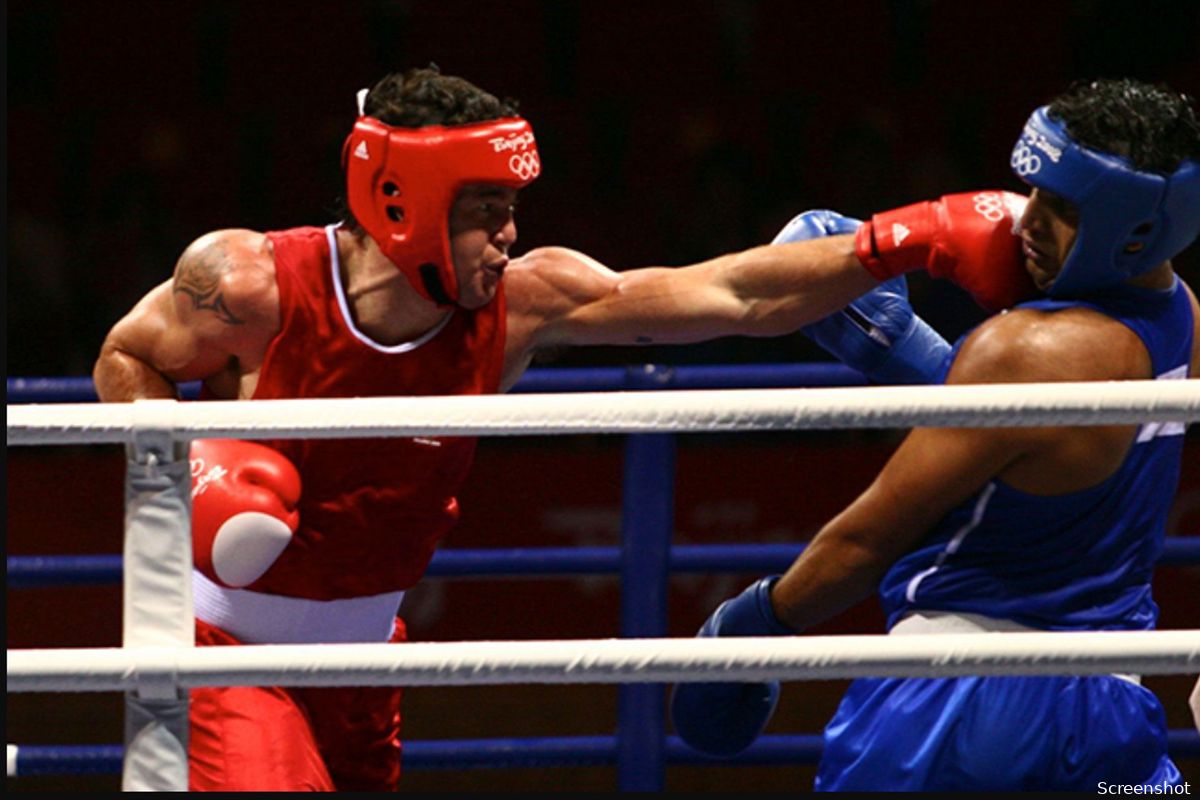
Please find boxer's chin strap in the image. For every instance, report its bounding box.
[356,88,368,116]
[419,263,454,307]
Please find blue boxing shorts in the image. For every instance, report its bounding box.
[815,673,1181,791]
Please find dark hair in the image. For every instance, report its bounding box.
[363,64,519,127]
[1047,78,1200,174]
[335,64,521,230]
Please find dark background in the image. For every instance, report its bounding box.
[9,0,1199,376]
[7,0,1200,793]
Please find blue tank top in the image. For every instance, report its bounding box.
[878,278,1194,631]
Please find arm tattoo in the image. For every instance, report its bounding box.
[173,255,245,325]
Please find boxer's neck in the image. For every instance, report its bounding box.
[334,228,451,346]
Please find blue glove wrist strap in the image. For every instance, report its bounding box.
[701,576,793,638]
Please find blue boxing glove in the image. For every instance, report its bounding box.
[670,576,792,758]
[773,209,952,385]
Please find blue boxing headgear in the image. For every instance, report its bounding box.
[1010,106,1200,297]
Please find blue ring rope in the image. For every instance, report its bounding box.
[6,363,866,404]
[9,537,1200,588]
[10,731,1199,776]
[8,539,1200,588]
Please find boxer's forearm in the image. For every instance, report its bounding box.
[717,236,879,337]
[768,474,941,631]
[769,528,889,632]
[544,236,877,347]
[93,346,179,401]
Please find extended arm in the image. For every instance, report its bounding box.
[506,191,1032,364]
[508,235,877,351]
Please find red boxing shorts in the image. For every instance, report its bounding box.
[189,617,407,791]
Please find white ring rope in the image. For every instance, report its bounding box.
[8,632,1199,693]
[9,380,1197,791]
[7,380,1200,446]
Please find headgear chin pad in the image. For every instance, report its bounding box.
[1010,106,1200,297]
[343,114,540,305]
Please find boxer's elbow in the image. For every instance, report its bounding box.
[94,332,177,402]
[94,327,130,398]
[92,344,117,400]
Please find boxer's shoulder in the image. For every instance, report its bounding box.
[181,228,272,263]
[951,305,1148,383]
[504,247,617,316]
[508,246,614,283]
[172,228,280,329]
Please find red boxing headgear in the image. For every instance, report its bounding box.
[343,113,540,305]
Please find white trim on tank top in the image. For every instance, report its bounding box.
[325,224,453,353]
[904,482,998,603]
[1136,363,1189,443]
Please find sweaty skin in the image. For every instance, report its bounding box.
[498,238,872,390]
[766,187,1200,631]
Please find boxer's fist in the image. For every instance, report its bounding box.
[805,276,951,384]
[669,577,792,758]
[773,210,950,384]
[854,191,1037,311]
[189,439,300,588]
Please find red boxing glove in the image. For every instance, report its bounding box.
[854,191,1037,311]
[189,439,301,588]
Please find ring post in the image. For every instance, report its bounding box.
[617,433,675,791]
[617,366,677,791]
[122,401,193,790]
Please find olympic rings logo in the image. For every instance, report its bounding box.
[1011,145,1042,176]
[972,192,1008,222]
[509,152,541,181]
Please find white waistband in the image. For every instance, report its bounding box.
[193,570,404,644]
[891,610,1040,635]
[891,611,1140,685]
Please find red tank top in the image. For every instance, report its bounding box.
[247,225,505,599]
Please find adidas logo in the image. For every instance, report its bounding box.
[353,140,370,160]
[891,223,911,246]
